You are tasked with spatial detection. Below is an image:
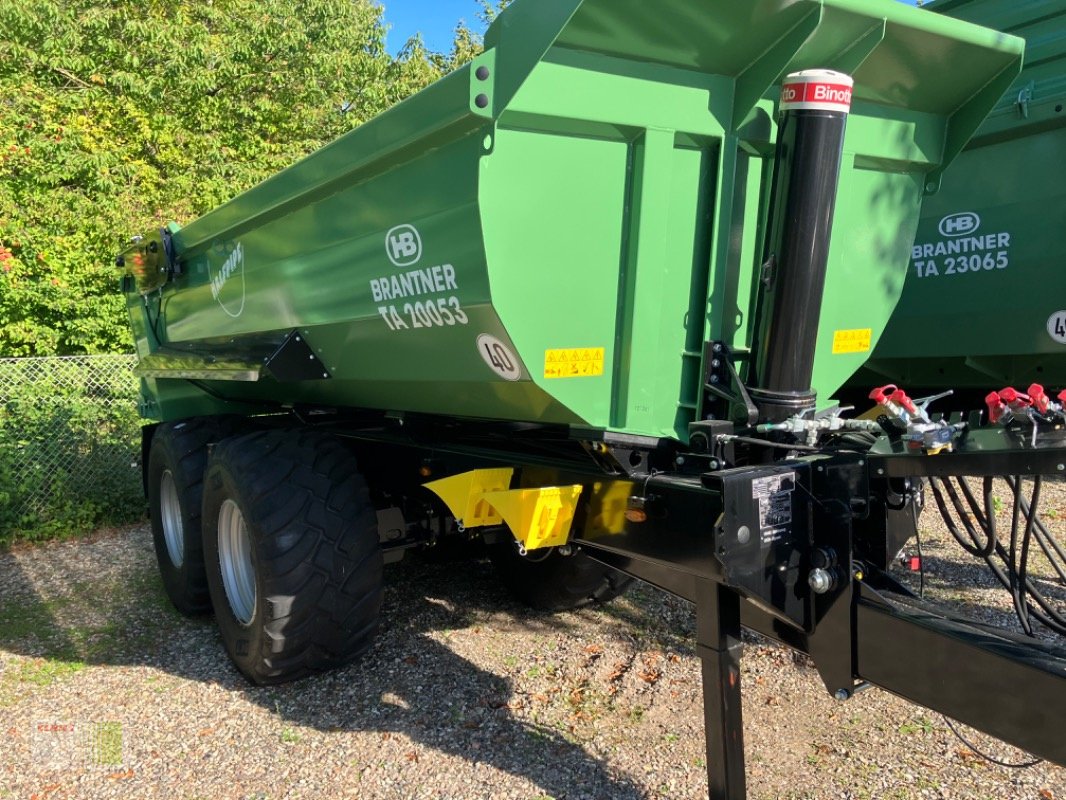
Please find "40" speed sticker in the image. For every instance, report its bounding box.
[1048,311,1066,345]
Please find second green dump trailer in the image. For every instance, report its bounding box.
[117,2,1066,798]
[852,0,1066,397]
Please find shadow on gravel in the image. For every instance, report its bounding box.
[0,530,650,799]
[252,555,650,800]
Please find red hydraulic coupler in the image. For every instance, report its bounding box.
[986,391,1008,424]
[1028,383,1052,415]
[984,385,1066,426]
[987,386,1033,425]
[869,384,956,452]
[1025,383,1066,422]
[998,386,1032,412]
[870,384,926,424]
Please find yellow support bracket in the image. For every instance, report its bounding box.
[422,469,583,551]
[483,485,583,551]
[423,468,514,528]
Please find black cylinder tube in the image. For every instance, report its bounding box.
[749,71,852,424]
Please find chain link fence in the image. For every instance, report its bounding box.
[0,356,145,543]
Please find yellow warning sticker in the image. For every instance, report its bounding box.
[832,328,872,355]
[544,348,605,379]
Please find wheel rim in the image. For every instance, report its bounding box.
[218,499,256,625]
[159,470,184,568]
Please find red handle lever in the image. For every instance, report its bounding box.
[1028,383,1050,414]
[986,390,1006,424]
[998,387,1031,408]
[888,388,918,415]
[869,384,897,406]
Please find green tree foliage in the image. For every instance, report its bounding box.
[387,1,509,92]
[0,0,445,356]
[438,0,511,72]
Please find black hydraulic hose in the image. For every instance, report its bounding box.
[941,716,1042,770]
[1017,476,1042,636]
[1029,514,1066,584]
[717,435,862,454]
[981,536,1066,634]
[950,475,991,529]
[930,476,1066,636]
[992,478,1066,633]
[941,477,996,558]
[932,474,996,554]
[982,476,999,560]
[980,480,997,558]
[837,431,879,449]
[930,478,994,559]
[982,550,1066,633]
[1003,475,1066,583]
[1007,476,1033,636]
[1031,524,1066,585]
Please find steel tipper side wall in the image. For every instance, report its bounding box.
[139,68,582,424]
[128,0,1023,438]
[858,0,1066,393]
[480,0,1024,439]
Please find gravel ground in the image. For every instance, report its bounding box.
[1,478,1065,799]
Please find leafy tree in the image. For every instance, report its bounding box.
[0,0,440,355]
[441,0,511,72]
[389,0,510,80]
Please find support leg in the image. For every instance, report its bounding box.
[696,580,746,800]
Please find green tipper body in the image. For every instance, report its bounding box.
[858,0,1066,394]
[122,0,1023,441]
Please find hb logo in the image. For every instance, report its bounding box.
[386,224,423,267]
[938,212,981,238]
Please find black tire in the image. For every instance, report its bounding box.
[201,430,383,685]
[489,542,632,612]
[147,417,243,615]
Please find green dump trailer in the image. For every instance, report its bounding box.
[126,0,1020,437]
[853,0,1066,397]
[118,1,1066,797]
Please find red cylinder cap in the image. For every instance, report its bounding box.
[780,70,854,114]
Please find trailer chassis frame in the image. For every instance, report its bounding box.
[575,441,1066,798]
[287,410,1066,798]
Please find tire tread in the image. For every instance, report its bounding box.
[148,416,244,615]
[203,429,382,685]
